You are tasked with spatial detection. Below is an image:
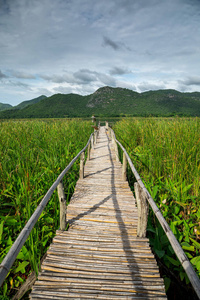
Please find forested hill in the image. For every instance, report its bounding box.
[0,103,12,111]
[0,86,200,118]
[14,95,47,110]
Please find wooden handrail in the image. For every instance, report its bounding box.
[0,132,94,287]
[109,126,200,299]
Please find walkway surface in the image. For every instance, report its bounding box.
[30,127,167,299]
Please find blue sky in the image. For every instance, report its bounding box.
[0,0,200,105]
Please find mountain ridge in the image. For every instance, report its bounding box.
[14,95,47,110]
[0,95,47,112]
[0,103,12,111]
[0,86,200,118]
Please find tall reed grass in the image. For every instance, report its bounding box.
[0,119,92,297]
[114,117,200,292]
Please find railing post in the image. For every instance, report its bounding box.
[105,121,109,130]
[87,141,91,161]
[94,130,97,144]
[111,130,115,144]
[115,141,119,162]
[108,127,111,140]
[57,181,66,231]
[79,151,85,179]
[134,182,149,238]
[98,122,100,137]
[122,152,127,181]
[91,134,94,149]
[0,133,94,288]
[111,131,119,162]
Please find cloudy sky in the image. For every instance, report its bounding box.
[0,0,200,105]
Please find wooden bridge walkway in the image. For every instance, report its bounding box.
[30,127,167,299]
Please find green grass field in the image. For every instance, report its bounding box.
[0,119,92,297]
[0,117,199,298]
[114,117,200,294]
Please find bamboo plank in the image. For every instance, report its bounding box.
[36,275,165,286]
[47,250,156,261]
[31,292,167,300]
[51,240,151,251]
[38,269,161,281]
[52,238,149,247]
[30,126,166,299]
[32,285,166,296]
[32,284,166,295]
[55,231,149,241]
[44,255,158,269]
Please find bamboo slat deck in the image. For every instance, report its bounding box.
[30,127,167,299]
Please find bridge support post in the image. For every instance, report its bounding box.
[57,181,67,231]
[134,182,149,237]
[79,151,85,179]
[122,152,127,181]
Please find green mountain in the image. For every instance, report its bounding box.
[13,95,47,110]
[0,87,200,118]
[0,95,46,113]
[0,103,12,111]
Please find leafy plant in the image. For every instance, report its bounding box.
[114,117,200,295]
[0,119,93,297]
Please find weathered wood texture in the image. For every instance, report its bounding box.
[134,183,149,238]
[30,127,167,299]
[79,152,85,180]
[57,181,67,231]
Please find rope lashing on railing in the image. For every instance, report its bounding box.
[109,127,200,300]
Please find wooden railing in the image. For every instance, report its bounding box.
[0,129,98,287]
[107,125,200,299]
[1,122,199,299]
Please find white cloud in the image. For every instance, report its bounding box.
[109,67,132,76]
[137,81,166,92]
[179,76,200,86]
[9,70,36,79]
[0,70,7,79]
[102,36,131,51]
[0,0,200,105]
